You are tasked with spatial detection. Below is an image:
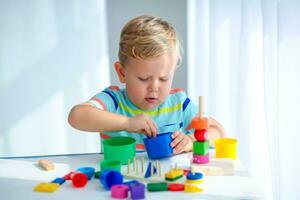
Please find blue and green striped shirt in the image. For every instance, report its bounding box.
[89,86,198,150]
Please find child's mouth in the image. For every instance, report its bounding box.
[145,97,158,103]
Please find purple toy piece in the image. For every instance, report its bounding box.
[130,182,145,199]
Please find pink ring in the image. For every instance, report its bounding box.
[111,184,129,199]
[193,153,209,164]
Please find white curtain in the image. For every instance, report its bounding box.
[187,0,300,199]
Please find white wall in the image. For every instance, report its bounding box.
[106,0,188,90]
[0,0,187,157]
[0,0,110,157]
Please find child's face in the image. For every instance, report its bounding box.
[115,51,178,110]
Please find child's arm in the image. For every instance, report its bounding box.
[68,103,157,137]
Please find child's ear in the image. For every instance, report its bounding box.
[114,61,126,83]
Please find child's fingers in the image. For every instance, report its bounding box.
[173,139,187,154]
[147,119,157,137]
[171,131,184,148]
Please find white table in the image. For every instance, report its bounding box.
[0,152,264,200]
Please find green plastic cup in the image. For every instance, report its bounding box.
[100,160,121,172]
[102,137,136,165]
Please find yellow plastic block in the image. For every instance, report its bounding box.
[34,182,60,193]
[186,179,204,184]
[165,169,184,179]
[184,184,203,193]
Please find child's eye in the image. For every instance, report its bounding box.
[138,77,148,82]
[160,78,169,82]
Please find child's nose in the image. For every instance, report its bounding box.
[148,80,159,92]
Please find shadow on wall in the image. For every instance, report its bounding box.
[0,0,109,156]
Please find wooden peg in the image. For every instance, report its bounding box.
[38,159,54,171]
[141,157,144,173]
[127,159,130,174]
[199,96,204,118]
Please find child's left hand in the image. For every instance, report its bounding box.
[171,131,194,154]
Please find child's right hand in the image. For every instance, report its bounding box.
[125,114,157,137]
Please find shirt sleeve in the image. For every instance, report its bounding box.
[87,87,119,112]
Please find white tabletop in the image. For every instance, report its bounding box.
[0,152,264,200]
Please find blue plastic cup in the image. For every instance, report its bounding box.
[143,132,173,159]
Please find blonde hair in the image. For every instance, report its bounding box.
[118,15,183,66]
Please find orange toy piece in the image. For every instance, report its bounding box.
[186,117,209,130]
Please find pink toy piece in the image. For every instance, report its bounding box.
[193,153,209,164]
[111,184,129,199]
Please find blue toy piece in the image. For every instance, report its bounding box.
[144,162,157,178]
[51,177,66,185]
[143,132,173,159]
[130,182,145,199]
[77,167,95,180]
[123,180,140,186]
[186,171,203,180]
[100,170,123,190]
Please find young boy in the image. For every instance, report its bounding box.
[68,15,225,154]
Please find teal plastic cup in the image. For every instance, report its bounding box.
[102,137,136,165]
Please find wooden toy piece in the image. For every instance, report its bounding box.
[51,177,66,185]
[194,129,207,141]
[150,161,154,176]
[193,140,210,155]
[133,157,137,172]
[130,182,145,199]
[71,172,88,188]
[77,167,95,180]
[34,182,60,193]
[193,154,210,164]
[198,96,204,118]
[168,183,185,191]
[186,179,203,184]
[147,182,168,192]
[184,184,203,193]
[38,159,54,171]
[186,171,203,180]
[187,117,209,130]
[165,169,184,181]
[141,157,144,173]
[144,162,156,178]
[111,184,129,199]
[191,158,234,176]
[155,160,161,177]
[100,170,123,190]
[127,159,130,174]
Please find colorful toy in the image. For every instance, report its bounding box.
[100,170,123,190]
[168,183,185,191]
[184,184,203,193]
[111,184,129,199]
[147,182,168,192]
[77,167,95,180]
[102,136,136,165]
[34,182,60,193]
[187,96,210,164]
[130,182,145,199]
[70,172,88,187]
[38,159,54,171]
[51,177,66,185]
[100,160,121,172]
[143,132,173,159]
[215,138,238,159]
[164,168,184,181]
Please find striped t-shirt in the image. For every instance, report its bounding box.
[88,86,198,151]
